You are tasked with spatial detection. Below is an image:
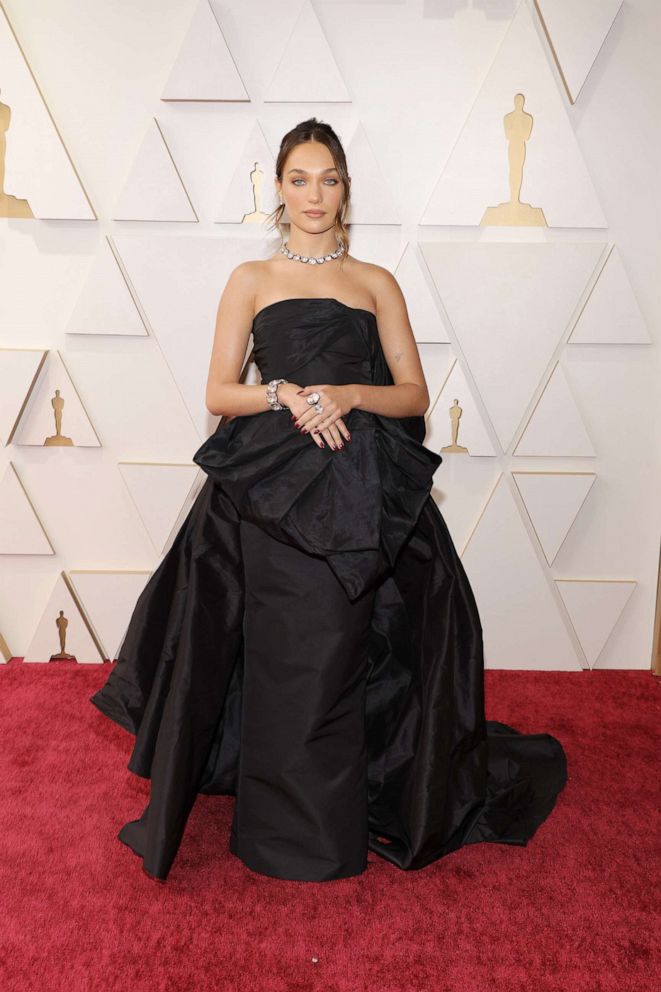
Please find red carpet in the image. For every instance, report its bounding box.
[1,660,658,992]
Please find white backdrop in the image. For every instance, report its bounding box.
[0,0,659,669]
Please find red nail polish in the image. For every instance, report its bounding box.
[302,428,308,434]
[319,441,325,448]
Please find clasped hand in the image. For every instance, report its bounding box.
[280,383,354,451]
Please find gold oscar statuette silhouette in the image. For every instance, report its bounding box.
[481,93,547,227]
[241,161,270,223]
[0,88,33,218]
[49,610,76,661]
[440,398,469,454]
[43,389,74,446]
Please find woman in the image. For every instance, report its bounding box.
[90,118,568,883]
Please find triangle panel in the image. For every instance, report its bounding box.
[161,0,250,102]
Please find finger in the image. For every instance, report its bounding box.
[327,424,344,448]
[309,404,337,430]
[300,415,320,434]
[293,409,314,429]
[335,418,351,442]
[300,412,322,432]
[304,422,325,447]
[311,417,335,436]
[320,428,334,449]
[312,415,337,435]
[294,400,323,429]
[321,427,342,450]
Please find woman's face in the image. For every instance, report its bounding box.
[276,140,346,235]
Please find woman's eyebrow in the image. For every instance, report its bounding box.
[286,167,339,175]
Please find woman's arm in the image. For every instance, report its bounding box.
[349,381,428,419]
[351,266,430,418]
[205,262,301,417]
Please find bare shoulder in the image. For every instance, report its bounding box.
[225,259,264,292]
[351,258,405,314]
[340,255,396,311]
[220,259,269,315]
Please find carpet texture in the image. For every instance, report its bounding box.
[1,660,658,992]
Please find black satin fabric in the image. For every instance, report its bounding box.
[90,297,568,881]
[229,517,375,880]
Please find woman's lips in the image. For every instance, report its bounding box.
[304,211,325,217]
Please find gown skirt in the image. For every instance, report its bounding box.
[90,297,568,882]
[230,518,375,880]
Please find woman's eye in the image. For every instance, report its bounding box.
[291,178,338,186]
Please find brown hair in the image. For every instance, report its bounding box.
[265,118,351,261]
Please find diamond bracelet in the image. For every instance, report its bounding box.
[266,378,288,411]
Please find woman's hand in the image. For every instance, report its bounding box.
[280,383,354,451]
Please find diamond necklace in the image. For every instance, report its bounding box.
[279,239,345,265]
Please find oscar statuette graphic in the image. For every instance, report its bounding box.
[0,87,33,218]
[481,93,547,227]
[43,389,74,446]
[441,398,469,454]
[49,610,76,661]
[241,161,270,223]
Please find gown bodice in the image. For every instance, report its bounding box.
[192,296,444,601]
[250,297,379,389]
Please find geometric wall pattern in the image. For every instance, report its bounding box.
[420,0,608,227]
[342,122,400,225]
[264,0,351,104]
[556,578,636,668]
[118,462,202,555]
[0,0,657,670]
[0,2,95,218]
[215,119,279,223]
[111,234,259,439]
[0,348,46,444]
[161,0,250,103]
[64,236,149,338]
[461,474,584,670]
[112,118,199,222]
[67,569,153,661]
[419,241,605,452]
[11,351,101,447]
[568,245,653,345]
[0,630,11,662]
[22,571,105,664]
[512,470,597,564]
[534,0,623,104]
[0,462,54,554]
[425,358,499,458]
[392,243,450,344]
[514,362,596,457]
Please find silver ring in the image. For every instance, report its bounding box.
[313,402,323,414]
[306,392,320,405]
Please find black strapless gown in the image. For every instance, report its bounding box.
[90,297,568,882]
